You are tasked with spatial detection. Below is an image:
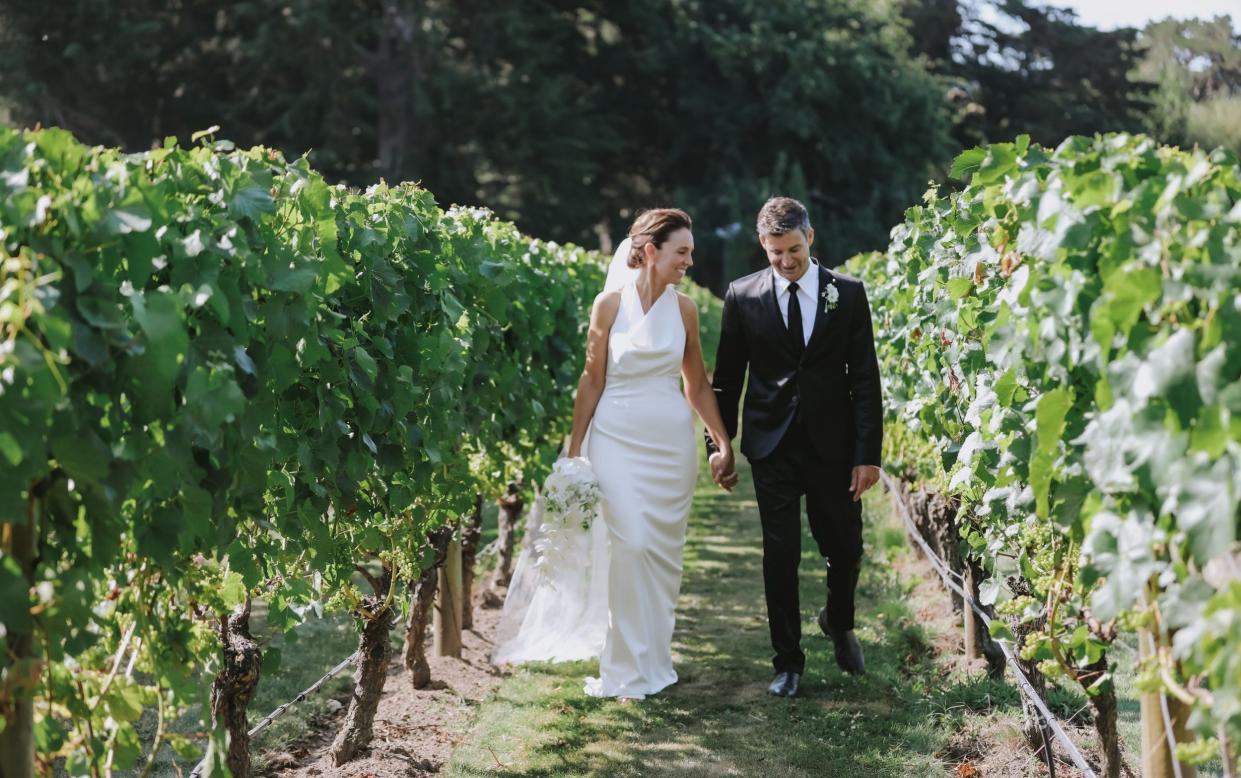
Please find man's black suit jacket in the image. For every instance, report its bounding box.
[706,263,883,467]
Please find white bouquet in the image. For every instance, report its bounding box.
[533,457,602,580]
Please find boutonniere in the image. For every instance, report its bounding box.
[822,280,840,313]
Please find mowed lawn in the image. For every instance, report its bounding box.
[445,455,995,778]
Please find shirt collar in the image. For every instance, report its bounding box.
[771,260,818,295]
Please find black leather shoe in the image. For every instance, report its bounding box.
[767,671,800,697]
[819,608,865,676]
[834,631,865,675]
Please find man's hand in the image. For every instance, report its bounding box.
[710,452,739,492]
[849,464,880,502]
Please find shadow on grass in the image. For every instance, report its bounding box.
[447,458,994,778]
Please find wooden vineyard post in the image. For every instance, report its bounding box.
[963,566,981,660]
[1139,628,1198,778]
[434,534,463,658]
[460,494,485,630]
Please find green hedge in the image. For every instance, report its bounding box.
[0,126,720,773]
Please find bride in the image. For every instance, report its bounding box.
[491,208,735,700]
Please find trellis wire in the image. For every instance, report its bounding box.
[187,650,359,777]
[878,469,1099,778]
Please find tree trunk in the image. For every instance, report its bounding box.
[374,1,414,182]
[0,627,37,778]
[1139,628,1198,778]
[209,600,262,778]
[898,474,1005,679]
[434,537,463,658]
[371,0,433,184]
[1013,610,1050,753]
[331,568,395,766]
[0,492,40,778]
[1219,724,1237,778]
[490,481,524,590]
[402,528,452,689]
[459,494,484,630]
[966,557,1007,680]
[908,486,963,613]
[1083,656,1122,778]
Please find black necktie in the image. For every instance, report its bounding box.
[786,281,804,355]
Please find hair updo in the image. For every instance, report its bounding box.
[626,208,692,269]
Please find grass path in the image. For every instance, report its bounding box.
[445,457,1021,777]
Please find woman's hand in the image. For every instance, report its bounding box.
[710,446,738,491]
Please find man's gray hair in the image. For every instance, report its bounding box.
[756,196,811,236]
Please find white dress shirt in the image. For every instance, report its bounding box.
[772,262,818,346]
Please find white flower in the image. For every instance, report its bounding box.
[32,195,52,226]
[533,457,601,582]
[541,457,600,532]
[823,283,840,313]
[183,229,205,257]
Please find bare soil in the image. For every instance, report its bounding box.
[262,589,507,778]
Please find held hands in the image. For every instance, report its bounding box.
[709,449,739,492]
[849,464,880,502]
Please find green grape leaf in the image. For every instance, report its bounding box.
[0,432,23,466]
[185,364,246,430]
[0,555,32,631]
[947,277,973,300]
[105,679,145,724]
[950,147,987,180]
[129,290,188,409]
[229,185,276,220]
[1031,387,1071,517]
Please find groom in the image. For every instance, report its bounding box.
[707,197,883,698]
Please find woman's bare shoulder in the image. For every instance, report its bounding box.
[675,290,699,317]
[592,289,622,324]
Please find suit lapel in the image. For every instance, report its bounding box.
[756,270,798,361]
[759,269,781,333]
[804,262,835,355]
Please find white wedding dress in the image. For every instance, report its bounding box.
[492,242,697,700]
[583,279,698,698]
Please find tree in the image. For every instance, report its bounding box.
[0,0,957,291]
[903,0,1152,149]
[1137,16,1241,155]
[602,0,957,285]
[0,2,390,178]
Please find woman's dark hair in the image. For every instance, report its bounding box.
[627,208,692,268]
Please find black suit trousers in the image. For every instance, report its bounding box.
[750,420,863,675]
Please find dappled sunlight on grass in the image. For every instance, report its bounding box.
[443,453,1231,778]
[447,454,971,777]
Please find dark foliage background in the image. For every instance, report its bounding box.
[2,0,1235,291]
